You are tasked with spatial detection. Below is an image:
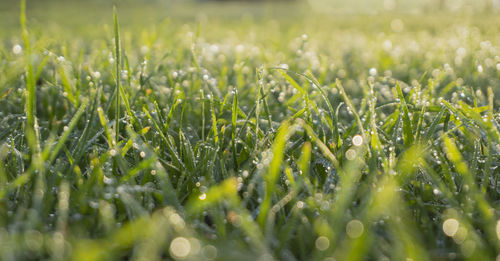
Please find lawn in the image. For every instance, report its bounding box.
[0,0,499,260]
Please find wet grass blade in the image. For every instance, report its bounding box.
[113,6,121,144]
[257,120,294,227]
[20,0,35,130]
[336,79,367,139]
[396,82,414,147]
[48,100,88,164]
[231,89,238,169]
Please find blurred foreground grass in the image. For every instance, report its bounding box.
[0,0,500,260]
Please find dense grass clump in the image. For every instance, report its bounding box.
[0,1,499,260]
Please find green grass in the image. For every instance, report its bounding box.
[0,1,500,260]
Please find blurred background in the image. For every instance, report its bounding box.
[1,0,499,32]
[2,0,500,89]
[2,0,500,87]
[2,0,500,97]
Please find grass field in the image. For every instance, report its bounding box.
[1,0,500,260]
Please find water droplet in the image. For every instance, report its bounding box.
[12,44,22,54]
[352,135,363,147]
[346,220,364,238]
[315,236,329,251]
[443,218,459,237]
[202,245,217,260]
[169,237,191,258]
[346,149,356,160]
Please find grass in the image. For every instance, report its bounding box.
[0,0,500,260]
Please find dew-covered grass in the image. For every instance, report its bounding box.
[0,0,500,260]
